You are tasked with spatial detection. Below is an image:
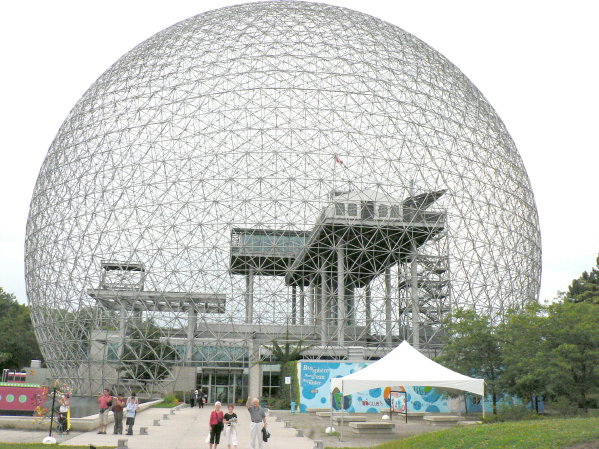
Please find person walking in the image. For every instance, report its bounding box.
[198,389,205,408]
[97,388,112,434]
[112,393,126,434]
[58,392,71,434]
[191,389,198,408]
[208,401,224,449]
[125,393,139,435]
[246,397,267,449]
[223,403,238,449]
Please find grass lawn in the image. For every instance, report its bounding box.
[329,417,599,449]
[0,445,115,449]
[151,400,180,408]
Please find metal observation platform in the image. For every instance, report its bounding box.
[86,189,448,370]
[87,261,227,363]
[82,189,449,399]
[230,189,448,349]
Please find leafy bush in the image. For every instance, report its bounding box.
[163,393,179,403]
[545,397,599,417]
[482,403,542,423]
[173,390,187,402]
[265,396,290,410]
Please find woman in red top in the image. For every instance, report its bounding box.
[209,401,224,448]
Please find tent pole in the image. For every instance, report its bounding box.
[340,382,344,442]
[329,389,334,438]
[482,390,486,420]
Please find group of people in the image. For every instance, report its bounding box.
[190,389,207,408]
[97,388,140,435]
[93,388,268,448]
[206,397,267,449]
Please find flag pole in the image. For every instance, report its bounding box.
[482,385,486,420]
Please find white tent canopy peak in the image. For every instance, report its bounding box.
[330,340,485,397]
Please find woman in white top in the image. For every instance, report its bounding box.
[58,393,71,433]
[223,404,238,448]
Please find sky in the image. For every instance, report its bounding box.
[1,0,598,305]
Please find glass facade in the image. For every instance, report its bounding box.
[197,370,246,405]
[261,365,281,399]
[191,346,248,368]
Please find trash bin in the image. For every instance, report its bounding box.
[291,401,297,414]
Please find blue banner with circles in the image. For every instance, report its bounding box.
[298,360,459,414]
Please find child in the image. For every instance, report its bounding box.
[125,393,139,435]
[223,404,238,448]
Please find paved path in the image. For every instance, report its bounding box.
[65,405,315,449]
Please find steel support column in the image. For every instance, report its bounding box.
[118,302,127,358]
[385,268,392,346]
[299,285,305,325]
[291,286,297,325]
[365,283,372,336]
[187,305,196,363]
[245,267,254,324]
[320,260,327,345]
[337,243,345,346]
[411,242,420,349]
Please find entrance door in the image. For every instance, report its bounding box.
[213,385,229,404]
[200,370,247,404]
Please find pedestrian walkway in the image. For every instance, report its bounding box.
[64,404,315,449]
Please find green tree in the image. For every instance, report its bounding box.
[498,303,548,411]
[264,333,311,405]
[437,310,502,413]
[566,254,599,304]
[543,301,599,411]
[0,287,42,369]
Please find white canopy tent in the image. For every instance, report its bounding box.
[329,341,485,437]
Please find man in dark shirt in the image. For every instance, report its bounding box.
[112,393,125,434]
[246,397,266,449]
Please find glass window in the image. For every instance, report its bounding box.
[347,203,357,216]
[378,204,388,217]
[335,202,345,216]
[192,345,248,367]
[174,345,186,361]
[107,342,119,361]
[262,370,280,398]
[238,233,306,256]
[390,205,400,218]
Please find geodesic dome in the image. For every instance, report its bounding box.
[25,1,540,396]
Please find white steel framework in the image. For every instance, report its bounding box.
[25,2,541,398]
